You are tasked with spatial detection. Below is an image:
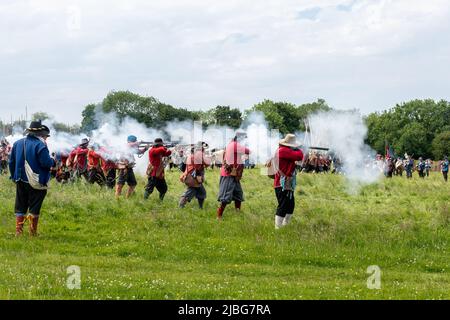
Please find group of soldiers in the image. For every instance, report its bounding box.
[378,154,449,181]
[299,151,343,174]
[0,138,12,175]
[4,119,449,236]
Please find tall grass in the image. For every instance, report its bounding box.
[0,169,448,299]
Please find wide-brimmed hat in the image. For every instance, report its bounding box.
[25,120,51,137]
[279,134,299,148]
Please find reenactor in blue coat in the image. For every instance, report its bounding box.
[9,121,56,236]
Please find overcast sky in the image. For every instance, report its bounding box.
[1,0,450,125]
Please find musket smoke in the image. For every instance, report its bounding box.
[306,110,382,192]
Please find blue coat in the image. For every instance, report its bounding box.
[9,135,55,185]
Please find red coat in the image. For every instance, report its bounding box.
[68,147,89,170]
[220,141,250,177]
[88,150,103,170]
[274,146,304,188]
[185,151,211,175]
[98,147,117,172]
[149,146,172,178]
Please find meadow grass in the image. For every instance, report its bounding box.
[0,169,448,300]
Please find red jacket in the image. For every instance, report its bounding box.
[274,146,304,188]
[98,147,117,172]
[220,141,250,177]
[185,151,211,175]
[88,150,103,170]
[149,146,172,178]
[68,147,89,171]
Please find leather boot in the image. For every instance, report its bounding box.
[198,199,204,209]
[217,203,226,220]
[15,215,25,236]
[234,201,241,211]
[29,214,39,236]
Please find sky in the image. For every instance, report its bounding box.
[1,0,450,125]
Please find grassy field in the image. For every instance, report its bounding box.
[0,168,449,300]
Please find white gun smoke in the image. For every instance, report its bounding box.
[5,109,382,191]
[306,110,382,192]
[5,111,282,175]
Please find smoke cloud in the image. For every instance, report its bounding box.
[5,109,382,190]
[306,110,382,192]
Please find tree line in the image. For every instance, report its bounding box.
[80,91,332,134]
[365,99,449,159]
[3,90,447,160]
[80,91,448,159]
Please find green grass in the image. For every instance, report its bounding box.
[0,169,449,300]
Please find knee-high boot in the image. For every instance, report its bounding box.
[29,214,39,236]
[217,203,226,219]
[15,214,25,236]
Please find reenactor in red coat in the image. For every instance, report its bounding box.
[67,138,89,180]
[179,142,211,209]
[272,134,304,229]
[144,138,172,201]
[216,133,250,219]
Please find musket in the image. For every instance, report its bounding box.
[174,142,209,149]
[138,141,176,148]
[300,145,330,151]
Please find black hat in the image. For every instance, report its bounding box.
[80,138,89,147]
[25,120,50,137]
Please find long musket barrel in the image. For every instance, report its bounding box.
[300,145,330,151]
[139,141,176,148]
[308,146,330,151]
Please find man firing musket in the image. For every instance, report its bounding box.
[67,138,90,181]
[98,145,118,189]
[115,135,149,199]
[217,132,250,220]
[179,142,211,209]
[144,138,172,201]
[87,143,106,186]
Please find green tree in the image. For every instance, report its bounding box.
[80,104,101,133]
[31,112,51,122]
[100,91,199,129]
[394,123,428,157]
[250,100,299,134]
[297,98,331,131]
[210,106,242,129]
[432,131,450,159]
[365,99,450,158]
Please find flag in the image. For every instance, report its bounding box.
[385,144,395,159]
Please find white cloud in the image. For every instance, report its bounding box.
[0,0,449,124]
